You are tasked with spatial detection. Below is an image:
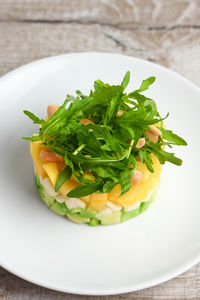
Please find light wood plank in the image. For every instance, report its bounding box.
[0,22,200,86]
[1,264,200,299]
[0,0,200,28]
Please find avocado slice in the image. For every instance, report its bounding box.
[120,206,140,223]
[36,176,55,207]
[139,200,151,214]
[121,195,154,223]
[67,214,90,224]
[78,208,96,218]
[51,202,69,216]
[89,217,101,226]
[99,211,121,225]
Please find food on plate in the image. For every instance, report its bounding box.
[23,72,187,225]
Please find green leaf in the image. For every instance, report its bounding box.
[119,170,132,195]
[91,166,116,178]
[67,183,102,197]
[23,110,44,124]
[159,127,187,146]
[55,166,72,192]
[121,71,130,90]
[136,76,156,93]
[144,151,154,172]
[23,71,187,199]
[22,135,42,141]
[147,142,182,166]
[102,181,117,193]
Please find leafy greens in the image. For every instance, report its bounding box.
[23,72,187,197]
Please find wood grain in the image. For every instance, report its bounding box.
[0,0,200,299]
[1,264,200,299]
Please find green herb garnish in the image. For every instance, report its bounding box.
[23,72,187,197]
[54,166,72,192]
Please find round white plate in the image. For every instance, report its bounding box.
[0,53,199,295]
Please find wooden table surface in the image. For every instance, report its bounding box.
[0,0,200,299]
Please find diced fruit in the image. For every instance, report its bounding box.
[110,184,121,197]
[51,202,68,216]
[30,141,47,160]
[66,214,90,224]
[96,207,112,218]
[118,185,149,206]
[139,201,151,214]
[78,208,96,218]
[106,201,121,211]
[59,180,80,198]
[34,158,46,178]
[107,194,121,205]
[89,192,108,211]
[42,178,58,197]
[36,176,55,207]
[108,155,162,207]
[120,206,140,223]
[107,184,121,205]
[89,217,101,226]
[42,162,80,197]
[43,162,59,185]
[80,195,90,204]
[100,211,121,225]
[65,198,86,209]
[55,195,66,203]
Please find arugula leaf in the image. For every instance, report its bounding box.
[55,166,72,192]
[67,183,102,197]
[102,181,118,193]
[22,135,42,141]
[136,76,156,93]
[121,71,130,90]
[144,151,154,172]
[119,170,132,195]
[146,141,182,166]
[159,127,187,146]
[23,110,44,124]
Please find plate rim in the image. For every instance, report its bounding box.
[1,51,200,295]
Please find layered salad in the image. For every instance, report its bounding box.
[23,72,187,225]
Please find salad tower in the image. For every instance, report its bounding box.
[23,72,187,225]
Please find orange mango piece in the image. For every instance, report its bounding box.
[89,193,108,211]
[108,155,162,207]
[33,158,47,178]
[30,141,47,160]
[42,162,81,198]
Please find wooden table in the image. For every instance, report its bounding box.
[0,1,200,299]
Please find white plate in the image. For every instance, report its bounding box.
[0,53,200,295]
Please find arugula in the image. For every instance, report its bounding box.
[23,110,44,124]
[158,127,187,146]
[23,71,187,197]
[67,183,102,197]
[55,166,72,192]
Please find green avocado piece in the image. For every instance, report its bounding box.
[36,176,55,207]
[99,211,121,225]
[120,206,140,223]
[67,214,90,224]
[51,202,69,216]
[89,217,101,226]
[139,200,151,214]
[79,208,96,218]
